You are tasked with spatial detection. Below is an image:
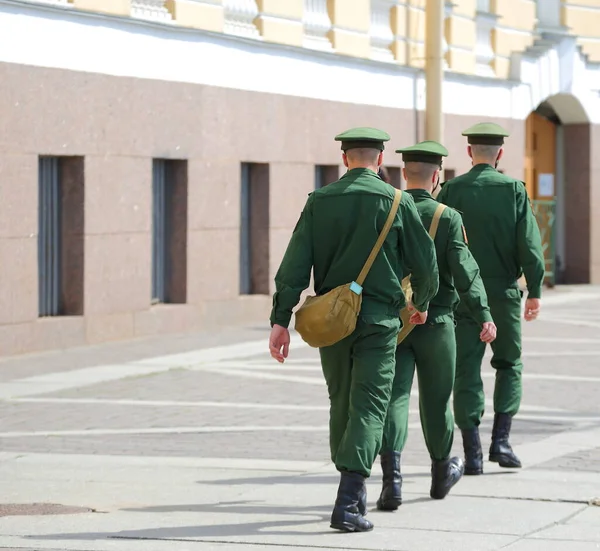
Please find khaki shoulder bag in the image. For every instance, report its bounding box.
[397,202,447,345]
[294,189,402,349]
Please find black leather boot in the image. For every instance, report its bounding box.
[461,427,484,475]
[358,478,367,516]
[489,413,522,468]
[430,457,465,500]
[330,471,374,533]
[376,451,402,511]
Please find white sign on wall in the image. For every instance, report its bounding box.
[538,173,555,197]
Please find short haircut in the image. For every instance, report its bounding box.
[470,144,502,160]
[404,161,438,181]
[345,147,380,165]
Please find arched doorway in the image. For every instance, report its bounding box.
[524,94,592,285]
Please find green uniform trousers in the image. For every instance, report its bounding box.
[319,316,400,478]
[381,320,456,461]
[453,287,523,430]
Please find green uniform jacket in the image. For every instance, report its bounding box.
[406,189,492,326]
[437,165,545,299]
[270,168,439,328]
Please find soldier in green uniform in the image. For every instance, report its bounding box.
[269,128,439,533]
[376,141,497,510]
[437,123,545,475]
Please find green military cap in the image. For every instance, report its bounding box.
[395,140,449,166]
[334,127,391,151]
[462,122,510,145]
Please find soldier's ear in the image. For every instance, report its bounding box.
[402,167,407,181]
[497,148,504,162]
[432,169,440,184]
[342,153,349,168]
[378,152,384,167]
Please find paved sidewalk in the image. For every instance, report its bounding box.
[0,285,599,550]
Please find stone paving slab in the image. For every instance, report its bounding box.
[504,542,600,551]
[528,506,600,542]
[1,285,600,550]
[0,326,270,383]
[1,451,597,551]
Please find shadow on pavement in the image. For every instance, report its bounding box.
[198,472,431,486]
[29,501,333,541]
[28,496,438,543]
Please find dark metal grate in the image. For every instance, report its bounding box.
[38,157,61,317]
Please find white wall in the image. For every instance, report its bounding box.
[5,0,599,123]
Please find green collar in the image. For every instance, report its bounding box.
[342,167,379,177]
[471,163,496,172]
[406,188,433,201]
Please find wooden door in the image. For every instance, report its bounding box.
[525,111,557,285]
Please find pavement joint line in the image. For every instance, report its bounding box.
[10,398,595,421]
[5,397,596,424]
[538,317,600,329]
[532,291,600,306]
[518,425,600,469]
[195,366,326,386]
[448,493,590,505]
[517,502,590,541]
[0,451,332,472]
[194,362,600,385]
[522,337,600,343]
[0,423,424,438]
[517,536,600,545]
[0,425,328,438]
[110,536,411,551]
[7,397,332,411]
[0,335,310,400]
[1,547,100,551]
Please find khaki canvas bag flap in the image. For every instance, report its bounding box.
[295,189,402,348]
[397,202,447,344]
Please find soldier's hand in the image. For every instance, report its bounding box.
[407,302,427,325]
[480,321,497,343]
[269,324,290,363]
[409,310,428,325]
[524,298,541,321]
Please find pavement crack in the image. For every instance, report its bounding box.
[509,502,591,545]
[455,493,589,505]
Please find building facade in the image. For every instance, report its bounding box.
[0,0,599,355]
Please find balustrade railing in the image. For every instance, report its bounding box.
[223,0,260,38]
[131,0,173,22]
[370,0,395,61]
[303,0,333,51]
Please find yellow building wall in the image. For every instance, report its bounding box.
[72,0,131,16]
[406,1,425,68]
[492,29,534,58]
[390,4,408,65]
[493,0,535,31]
[563,2,600,62]
[326,0,370,58]
[165,0,224,33]
[256,0,303,46]
[452,0,476,18]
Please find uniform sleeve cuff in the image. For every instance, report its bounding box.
[270,314,291,329]
[415,301,430,313]
[476,310,494,325]
[527,287,542,300]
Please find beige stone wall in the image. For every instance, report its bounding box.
[0,61,529,355]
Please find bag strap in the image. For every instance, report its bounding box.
[356,190,402,286]
[428,203,447,239]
